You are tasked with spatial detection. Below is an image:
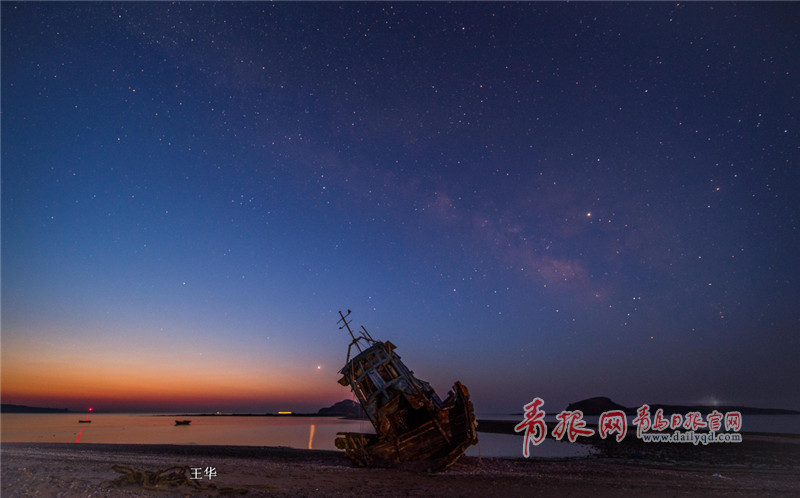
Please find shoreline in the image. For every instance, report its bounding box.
[479,420,800,469]
[3,440,799,496]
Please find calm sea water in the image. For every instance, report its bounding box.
[3,413,797,459]
[0,413,587,458]
[0,414,372,450]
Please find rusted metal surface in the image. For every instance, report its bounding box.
[333,310,478,472]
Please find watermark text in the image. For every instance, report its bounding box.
[514,399,743,457]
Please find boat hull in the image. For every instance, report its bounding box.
[335,381,478,472]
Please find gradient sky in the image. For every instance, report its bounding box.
[2,2,798,414]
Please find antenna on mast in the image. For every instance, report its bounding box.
[338,309,356,341]
[338,309,375,357]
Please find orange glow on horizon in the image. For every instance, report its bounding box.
[2,346,342,412]
[1,322,349,412]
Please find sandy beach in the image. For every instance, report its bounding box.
[2,435,799,497]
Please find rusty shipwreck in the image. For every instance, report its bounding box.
[334,310,478,471]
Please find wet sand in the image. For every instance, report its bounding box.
[2,438,799,496]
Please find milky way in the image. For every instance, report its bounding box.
[2,2,798,412]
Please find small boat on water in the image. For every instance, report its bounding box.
[79,408,94,423]
[174,420,192,426]
[333,310,478,472]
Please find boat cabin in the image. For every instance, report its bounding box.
[334,310,477,471]
[338,339,441,426]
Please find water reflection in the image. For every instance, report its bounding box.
[7,413,795,458]
[0,414,374,451]
[308,424,315,450]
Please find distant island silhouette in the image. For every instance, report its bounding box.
[4,398,797,417]
[166,399,368,418]
[565,396,800,416]
[1,404,71,414]
[316,399,366,418]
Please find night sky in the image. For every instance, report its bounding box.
[2,2,798,414]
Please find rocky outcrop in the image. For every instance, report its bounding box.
[317,399,366,418]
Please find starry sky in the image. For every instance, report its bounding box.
[2,2,798,414]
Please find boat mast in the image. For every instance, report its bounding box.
[339,309,379,366]
[338,309,362,354]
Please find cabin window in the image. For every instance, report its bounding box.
[359,374,376,397]
[377,365,392,382]
[377,362,400,382]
